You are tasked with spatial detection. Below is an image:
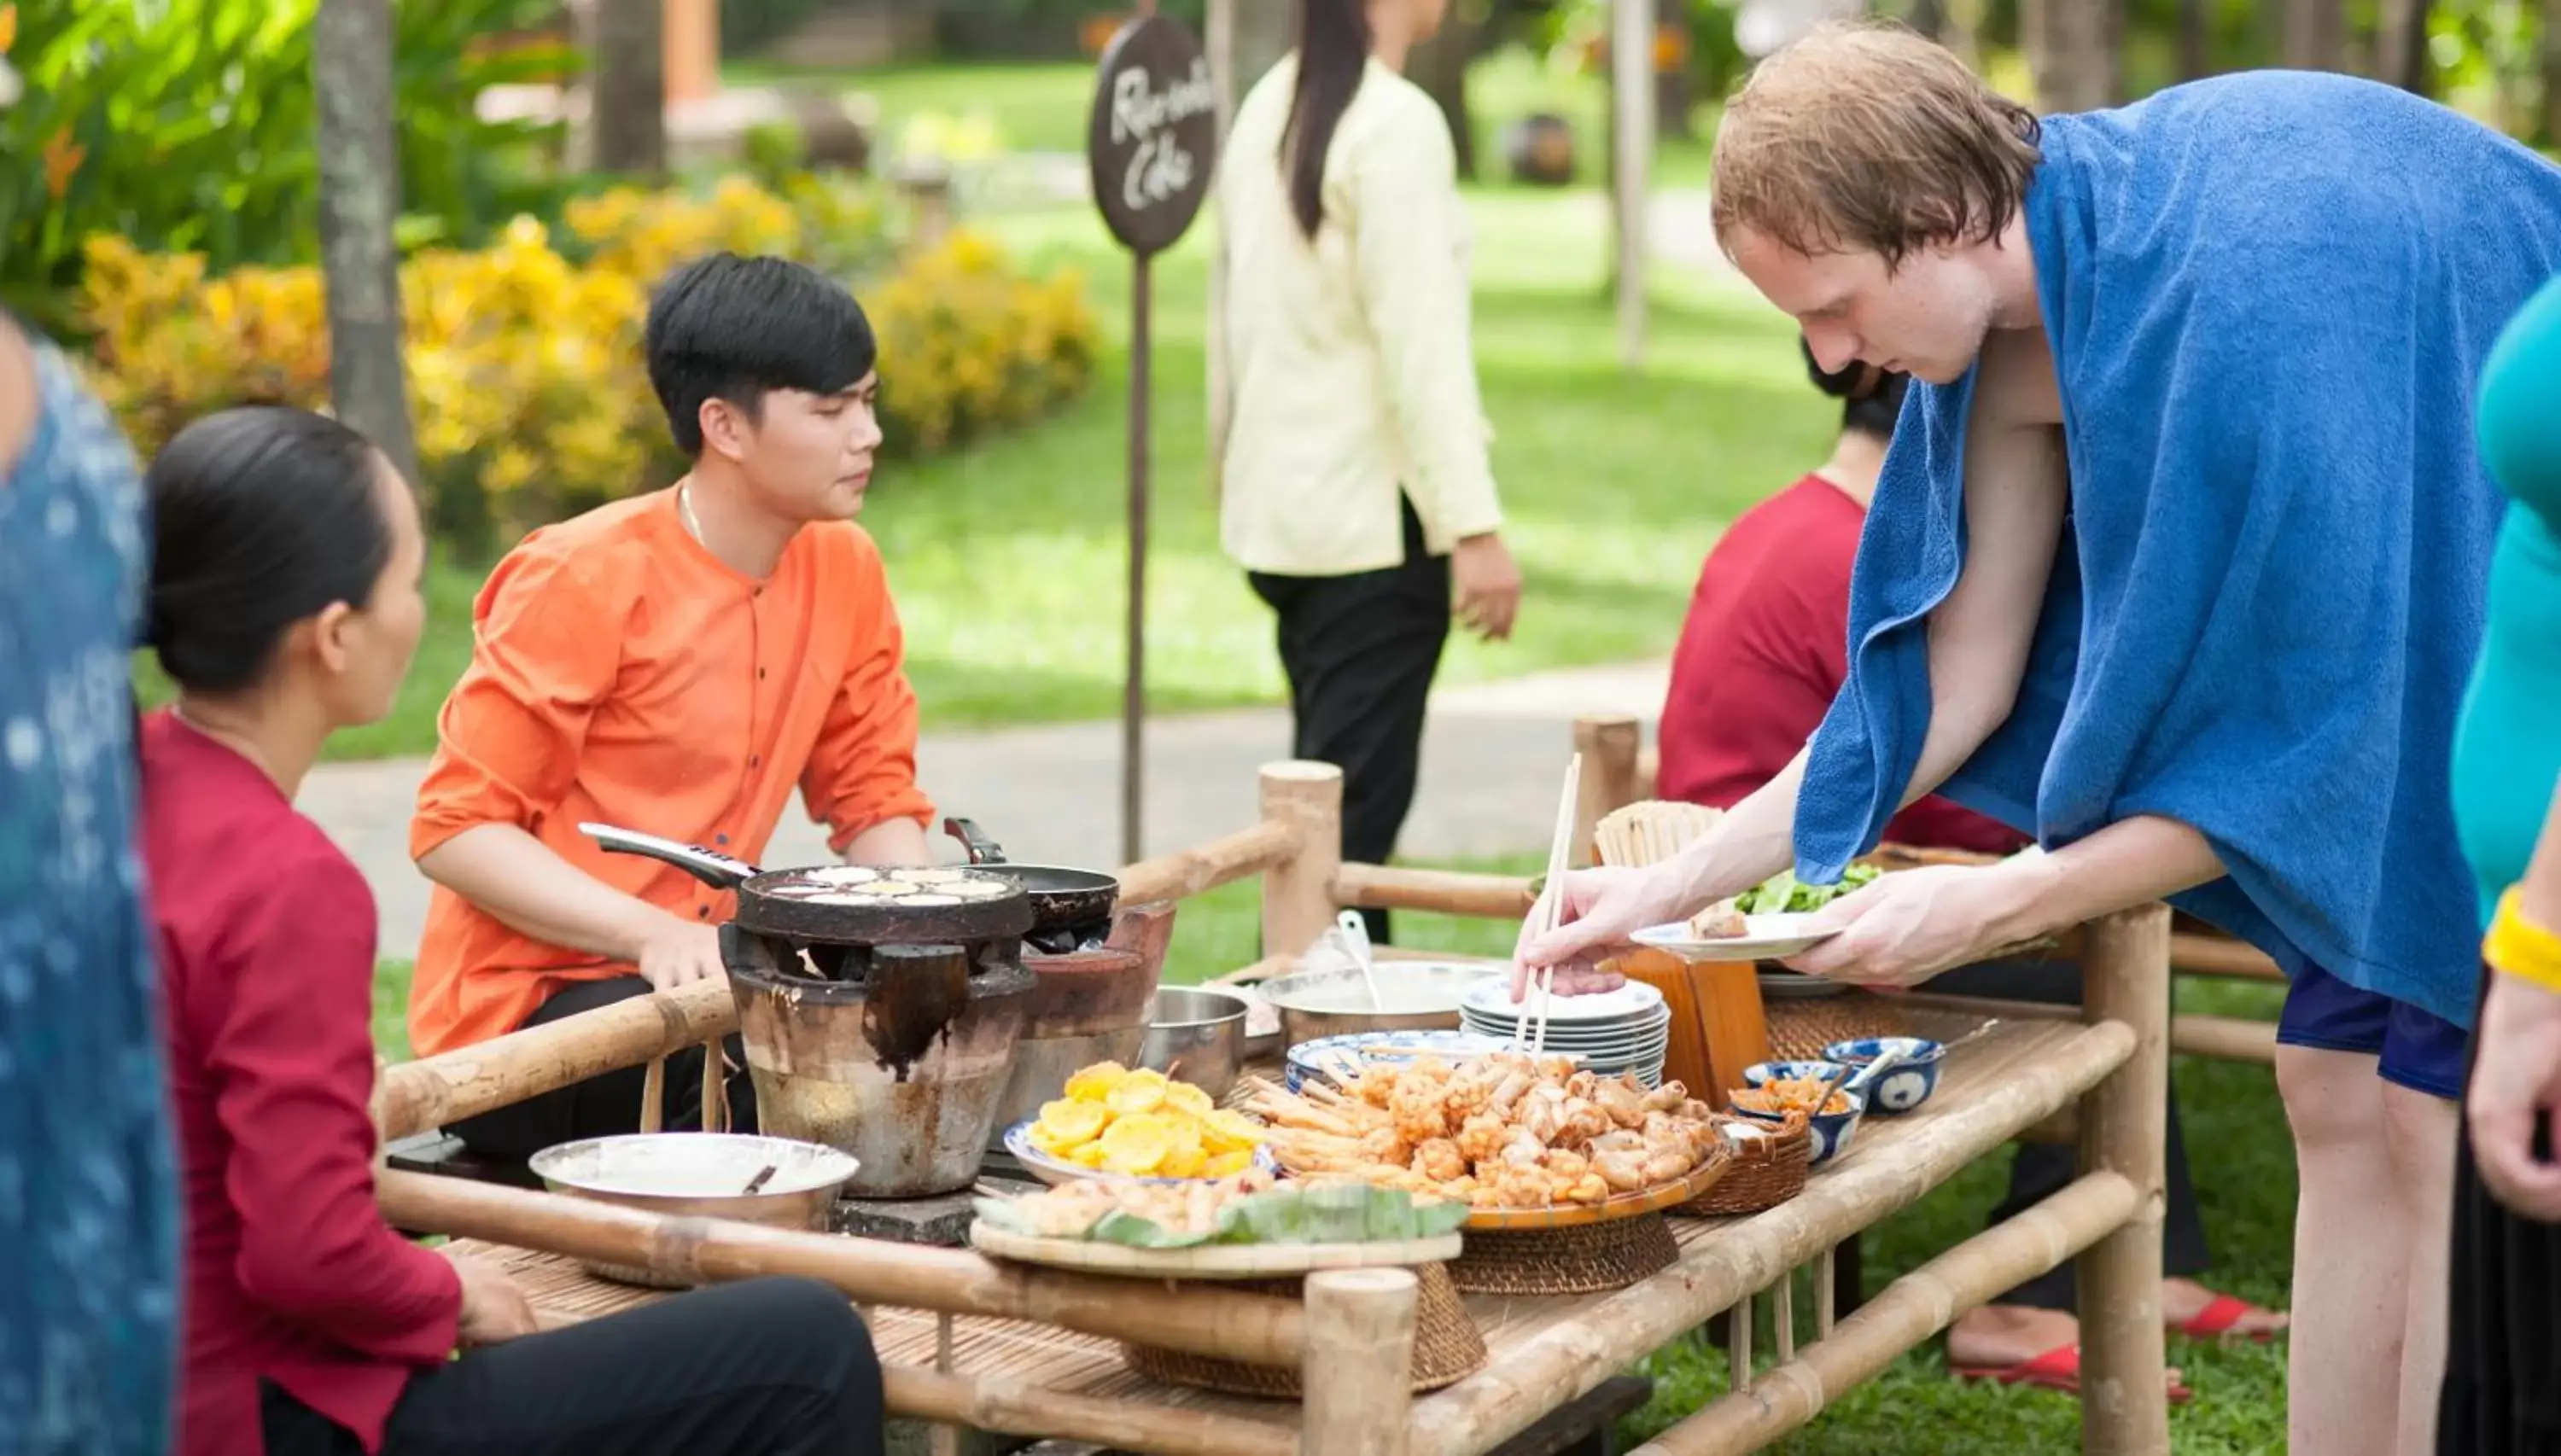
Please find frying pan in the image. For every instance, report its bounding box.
[580,822,1035,945]
[941,817,1119,934]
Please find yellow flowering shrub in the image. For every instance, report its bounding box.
[78,175,1097,535]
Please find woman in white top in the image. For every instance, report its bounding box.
[1213,0,1520,944]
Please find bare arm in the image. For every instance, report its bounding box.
[417,826,683,964]
[1671,330,2072,909]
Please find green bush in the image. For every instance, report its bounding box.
[0,0,573,333]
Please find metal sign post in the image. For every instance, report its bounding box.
[1087,7,1216,867]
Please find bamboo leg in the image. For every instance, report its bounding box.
[699,1036,727,1134]
[2077,904,2172,1456]
[1775,1268,1794,1364]
[930,1313,960,1456]
[1728,1291,1752,1393]
[1260,762,1345,958]
[1572,715,1642,866]
[639,1057,665,1134]
[1303,1269,1419,1456]
[1814,1250,1835,1339]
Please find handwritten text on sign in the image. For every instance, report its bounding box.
[1086,15,1216,258]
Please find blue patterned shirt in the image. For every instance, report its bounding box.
[0,331,178,1454]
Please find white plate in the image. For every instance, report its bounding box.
[1460,978,1664,1022]
[1630,913,1837,961]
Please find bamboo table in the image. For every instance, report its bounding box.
[438,1005,2143,1456]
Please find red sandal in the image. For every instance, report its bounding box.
[2173,1292,2285,1343]
[1951,1343,2196,1404]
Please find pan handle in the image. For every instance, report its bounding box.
[941,816,1012,865]
[580,822,760,892]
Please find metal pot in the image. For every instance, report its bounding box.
[528,1133,860,1288]
[1138,986,1253,1101]
[1257,960,1502,1051]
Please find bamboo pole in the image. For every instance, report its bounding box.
[2171,1013,2276,1064]
[1630,1172,2139,1456]
[1303,1270,1420,1456]
[1122,819,1301,906]
[1571,715,1643,867]
[1635,744,1659,802]
[1408,1019,2136,1456]
[2167,933,2284,981]
[376,1171,1309,1366]
[378,976,738,1141]
[2076,905,2172,1456]
[1333,863,1534,919]
[1261,761,1345,957]
[889,1365,1298,1456]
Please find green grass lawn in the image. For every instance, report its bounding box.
[369,862,2293,1453]
[277,154,1820,762]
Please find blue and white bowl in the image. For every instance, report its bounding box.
[1284,1029,1517,1092]
[1734,1061,1865,1166]
[1823,1036,1947,1115]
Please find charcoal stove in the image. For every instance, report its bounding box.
[717,865,1038,1198]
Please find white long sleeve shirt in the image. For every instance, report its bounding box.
[1211,54,1504,577]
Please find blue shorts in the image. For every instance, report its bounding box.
[2275,961,2471,1100]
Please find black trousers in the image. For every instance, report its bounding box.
[2439,967,2561,1455]
[1247,496,1453,946]
[260,1277,884,1456]
[449,976,758,1162]
[1928,956,2213,1309]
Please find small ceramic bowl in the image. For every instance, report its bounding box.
[1731,1062,1865,1167]
[1823,1036,1947,1115]
[1729,1090,1866,1167]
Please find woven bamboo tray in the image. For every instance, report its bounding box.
[967,1224,1464,1279]
[1765,993,1911,1063]
[1448,1211,1683,1295]
[1461,1150,1732,1231]
[1121,1262,1487,1397]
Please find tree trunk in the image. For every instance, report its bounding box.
[1408,18,1479,180]
[586,0,667,178]
[2377,0,2433,94]
[1655,0,1693,140]
[2022,0,2118,113]
[2282,0,2346,71]
[312,0,420,486]
[2175,0,2210,80]
[1234,0,1292,102]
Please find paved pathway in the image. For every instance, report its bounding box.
[306,661,1671,960]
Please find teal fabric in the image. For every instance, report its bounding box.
[2455,276,2561,922]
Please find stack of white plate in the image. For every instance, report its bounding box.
[1456,980,1672,1087]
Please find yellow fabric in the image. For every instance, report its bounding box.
[2485,885,2561,994]
[1211,53,1504,576]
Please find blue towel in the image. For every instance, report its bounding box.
[1795,72,2561,1030]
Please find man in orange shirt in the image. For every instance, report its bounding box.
[408,253,936,1159]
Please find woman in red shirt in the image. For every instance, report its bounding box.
[137,405,884,1456]
[1656,344,2284,1394]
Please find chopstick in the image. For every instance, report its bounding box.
[1515,753,1584,1057]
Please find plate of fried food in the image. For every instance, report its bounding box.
[1241,1050,1733,1229]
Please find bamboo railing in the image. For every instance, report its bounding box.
[373,754,2174,1456]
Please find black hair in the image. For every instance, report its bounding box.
[644,252,878,457]
[1800,335,1911,441]
[1280,0,1372,241]
[143,406,394,696]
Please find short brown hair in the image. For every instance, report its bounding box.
[1710,20,2041,269]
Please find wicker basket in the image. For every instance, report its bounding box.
[1681,1117,1813,1216]
[1764,993,1910,1063]
[1121,1261,1486,1396]
[1446,1212,1681,1296]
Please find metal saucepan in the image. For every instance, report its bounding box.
[1138,986,1253,1101]
[580,823,1034,945]
[1256,960,1502,1051]
[942,817,1120,935]
[528,1133,860,1288]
